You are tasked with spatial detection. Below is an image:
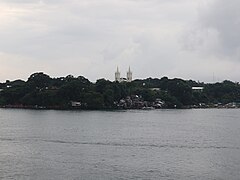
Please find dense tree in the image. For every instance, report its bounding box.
[27,72,51,89]
[0,72,240,109]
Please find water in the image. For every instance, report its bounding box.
[0,109,240,180]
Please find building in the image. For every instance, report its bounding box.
[115,67,121,82]
[115,66,133,82]
[71,101,81,107]
[127,67,132,82]
[192,87,204,92]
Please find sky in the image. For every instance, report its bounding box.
[0,0,239,83]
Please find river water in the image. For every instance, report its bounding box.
[0,109,240,180]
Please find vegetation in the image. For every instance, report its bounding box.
[0,72,240,109]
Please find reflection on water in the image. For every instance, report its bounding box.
[0,109,240,180]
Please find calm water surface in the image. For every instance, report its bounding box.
[0,109,240,180]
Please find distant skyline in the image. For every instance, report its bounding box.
[0,0,240,83]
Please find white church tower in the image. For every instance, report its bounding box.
[127,66,132,82]
[115,67,121,82]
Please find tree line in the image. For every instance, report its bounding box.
[0,72,240,109]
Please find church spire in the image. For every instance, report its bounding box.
[127,66,132,82]
[115,66,133,82]
[115,66,121,82]
[128,66,131,72]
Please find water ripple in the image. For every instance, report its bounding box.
[1,137,239,150]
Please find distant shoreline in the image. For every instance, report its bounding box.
[1,72,240,110]
[1,105,239,111]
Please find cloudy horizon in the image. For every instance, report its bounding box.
[0,0,239,83]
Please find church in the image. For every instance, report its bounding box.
[115,67,132,82]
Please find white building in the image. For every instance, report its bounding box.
[192,87,204,92]
[71,101,81,107]
[115,67,121,82]
[115,66,133,82]
[127,67,132,82]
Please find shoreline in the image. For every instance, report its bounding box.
[1,105,239,111]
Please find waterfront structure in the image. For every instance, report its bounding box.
[115,66,133,82]
[71,101,81,107]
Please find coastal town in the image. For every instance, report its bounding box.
[0,69,240,110]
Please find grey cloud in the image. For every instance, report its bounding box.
[1,0,239,82]
[201,0,240,54]
[184,0,240,59]
[0,0,187,58]
[0,0,38,3]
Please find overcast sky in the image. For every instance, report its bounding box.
[0,0,239,82]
